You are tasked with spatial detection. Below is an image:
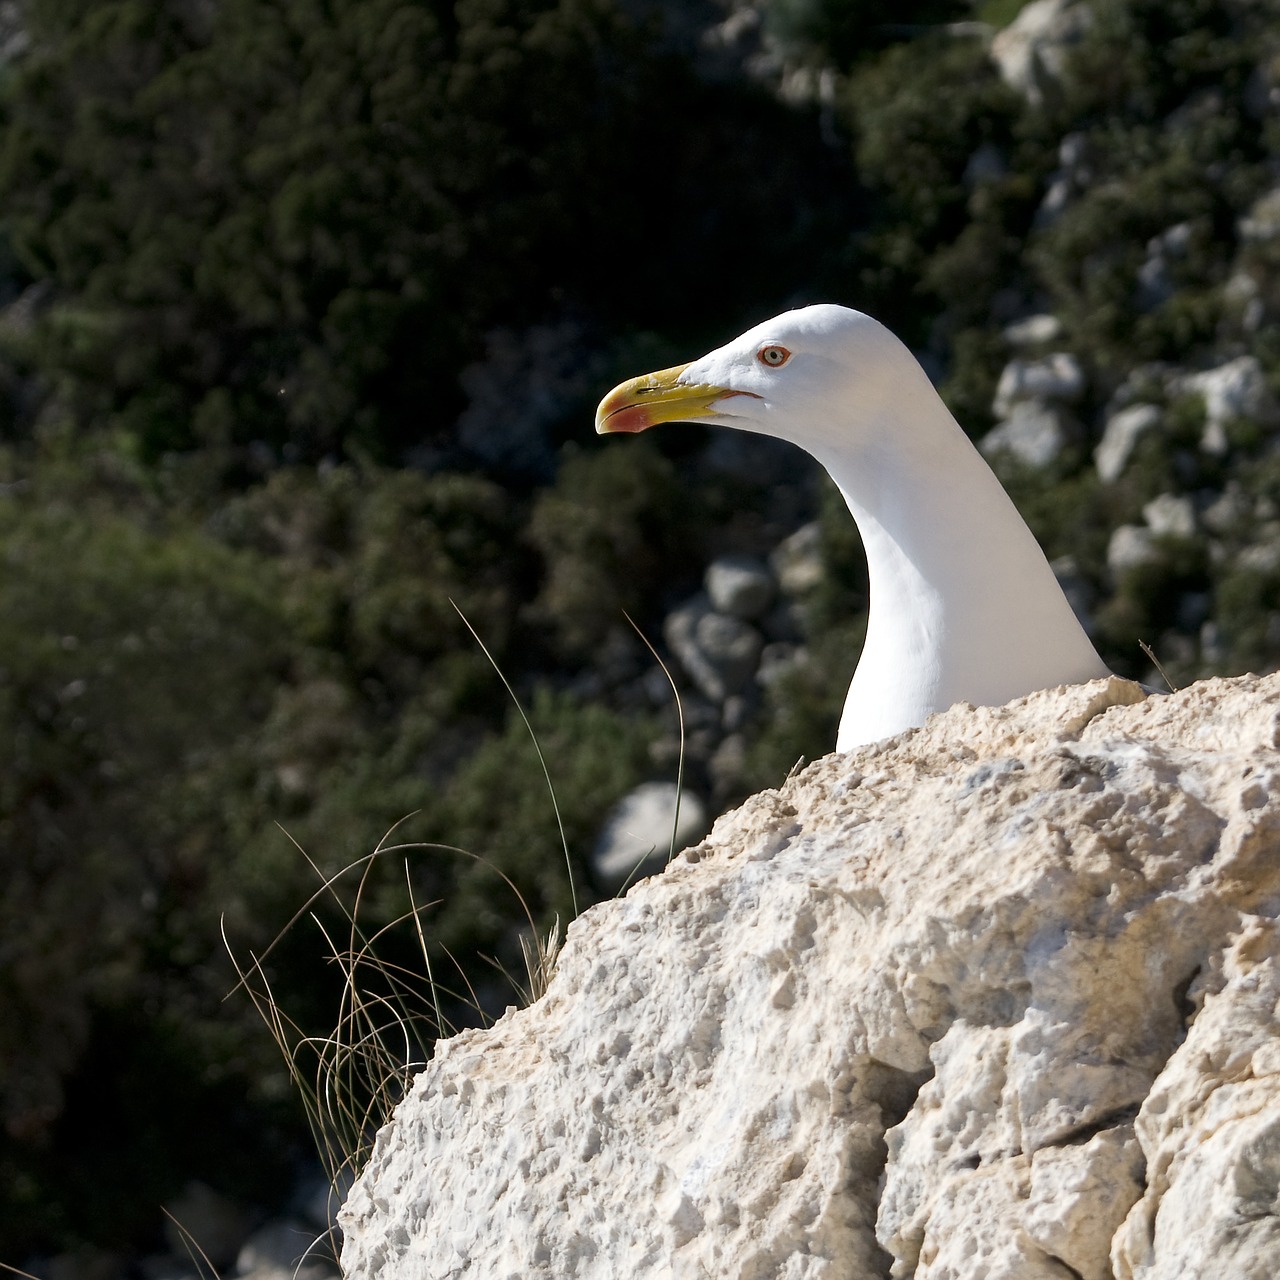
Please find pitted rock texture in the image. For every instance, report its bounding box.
[340,673,1280,1280]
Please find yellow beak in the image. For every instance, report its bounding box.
[595,362,746,434]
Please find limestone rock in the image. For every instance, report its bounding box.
[1143,493,1196,540]
[1002,313,1063,348]
[705,554,776,621]
[1096,403,1162,484]
[980,399,1077,468]
[1108,523,1158,574]
[1176,356,1280,456]
[991,0,1093,105]
[1238,186,1280,244]
[341,674,1280,1280]
[771,521,824,597]
[591,782,709,893]
[664,594,763,703]
[235,1220,338,1280]
[993,352,1085,418]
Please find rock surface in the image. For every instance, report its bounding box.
[705,554,776,621]
[664,593,764,703]
[990,0,1094,105]
[992,351,1085,418]
[979,399,1078,469]
[591,782,710,893]
[341,673,1280,1280]
[1095,403,1162,484]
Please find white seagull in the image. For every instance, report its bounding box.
[595,304,1109,751]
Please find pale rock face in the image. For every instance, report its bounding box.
[341,674,1280,1280]
[1002,313,1063,348]
[1107,523,1158,574]
[1175,356,1280,458]
[991,0,1094,105]
[1142,492,1196,540]
[1238,186,1280,244]
[705,554,776,621]
[663,593,763,703]
[591,782,709,894]
[1096,403,1162,484]
[979,399,1077,469]
[992,351,1085,419]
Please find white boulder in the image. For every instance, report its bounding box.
[980,399,1077,468]
[1176,356,1280,456]
[1143,493,1197,540]
[1096,403,1162,483]
[1108,523,1158,574]
[591,782,709,893]
[341,674,1280,1280]
[705,555,776,621]
[991,0,1094,105]
[993,352,1085,418]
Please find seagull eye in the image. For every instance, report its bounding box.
[757,344,791,368]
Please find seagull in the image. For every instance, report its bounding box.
[595,304,1109,751]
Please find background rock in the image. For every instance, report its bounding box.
[705,555,776,621]
[979,399,1078,469]
[1002,314,1063,348]
[1096,404,1162,483]
[590,782,709,893]
[1143,493,1197,539]
[664,595,764,703]
[992,352,1085,418]
[770,522,824,597]
[991,0,1094,105]
[234,1220,338,1280]
[1176,356,1280,454]
[340,674,1280,1280]
[1108,524,1159,574]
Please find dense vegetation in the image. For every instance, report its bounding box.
[3,0,1279,1262]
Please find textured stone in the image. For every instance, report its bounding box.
[341,674,1280,1280]
[663,594,763,703]
[771,522,824,597]
[705,555,776,621]
[1096,404,1162,483]
[1143,493,1197,539]
[1108,523,1158,574]
[979,399,1077,468]
[993,352,1085,418]
[590,782,709,893]
[991,0,1093,105]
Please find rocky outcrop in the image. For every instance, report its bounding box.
[590,781,709,894]
[340,673,1280,1280]
[980,351,1086,469]
[990,0,1093,105]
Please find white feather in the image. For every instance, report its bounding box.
[676,305,1108,750]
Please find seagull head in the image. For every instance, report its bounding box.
[595,304,921,456]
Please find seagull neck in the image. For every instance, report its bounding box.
[812,404,1026,607]
[806,388,1099,741]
